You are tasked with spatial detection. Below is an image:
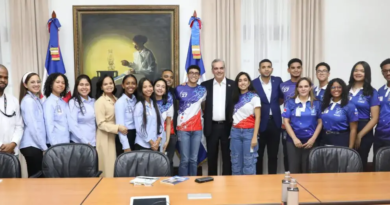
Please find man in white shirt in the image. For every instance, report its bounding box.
[201,59,234,175]
[0,65,23,155]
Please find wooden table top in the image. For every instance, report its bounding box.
[292,172,390,204]
[0,178,101,205]
[83,175,320,205]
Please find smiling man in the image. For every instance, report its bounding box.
[252,59,284,174]
[0,65,23,155]
[280,58,303,172]
[201,59,234,176]
[374,58,390,155]
[314,62,331,101]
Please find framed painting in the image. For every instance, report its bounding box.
[73,5,179,96]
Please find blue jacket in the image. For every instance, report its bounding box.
[252,76,283,132]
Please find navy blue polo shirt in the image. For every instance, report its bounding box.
[321,100,358,131]
[349,88,379,119]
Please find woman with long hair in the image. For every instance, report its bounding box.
[68,75,96,146]
[230,72,261,175]
[94,75,127,177]
[43,73,70,146]
[154,78,174,154]
[282,77,322,173]
[19,72,46,177]
[321,78,358,148]
[134,78,163,150]
[348,61,379,170]
[115,74,137,156]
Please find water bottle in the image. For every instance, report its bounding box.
[281,171,291,203]
[287,179,299,205]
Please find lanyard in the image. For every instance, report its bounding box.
[0,94,15,117]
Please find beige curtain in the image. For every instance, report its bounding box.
[9,0,49,178]
[10,0,49,98]
[201,0,242,80]
[290,0,322,82]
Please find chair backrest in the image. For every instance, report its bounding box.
[42,143,99,177]
[0,152,21,178]
[308,146,363,173]
[375,146,390,171]
[114,150,170,177]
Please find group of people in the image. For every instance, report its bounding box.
[0,57,389,177]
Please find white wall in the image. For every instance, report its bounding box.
[49,0,202,91]
[322,0,390,162]
[322,0,389,88]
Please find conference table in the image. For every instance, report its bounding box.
[1,172,390,205]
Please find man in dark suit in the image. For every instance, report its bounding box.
[201,59,234,175]
[252,59,284,174]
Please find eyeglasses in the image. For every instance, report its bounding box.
[382,69,390,74]
[188,72,200,76]
[331,86,342,90]
[316,70,329,74]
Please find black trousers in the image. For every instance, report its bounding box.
[282,130,289,171]
[20,146,43,177]
[166,134,178,176]
[206,122,231,175]
[357,120,374,171]
[135,144,160,151]
[257,118,281,174]
[115,129,136,157]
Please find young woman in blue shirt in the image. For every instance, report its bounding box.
[115,74,137,156]
[19,72,46,177]
[68,75,96,146]
[43,73,71,147]
[348,61,379,170]
[134,78,163,150]
[321,78,358,148]
[282,77,322,173]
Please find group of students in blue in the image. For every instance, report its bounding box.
[5,57,390,178]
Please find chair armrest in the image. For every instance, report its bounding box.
[29,171,42,178]
[94,171,103,177]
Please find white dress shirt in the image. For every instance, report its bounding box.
[260,76,272,115]
[0,93,24,154]
[212,78,226,121]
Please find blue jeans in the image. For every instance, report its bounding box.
[230,127,258,175]
[178,130,202,176]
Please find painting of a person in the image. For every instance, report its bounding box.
[121,35,157,80]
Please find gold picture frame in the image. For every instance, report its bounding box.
[73,5,179,96]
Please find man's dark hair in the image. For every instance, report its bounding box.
[288,58,302,67]
[380,58,390,69]
[315,62,330,71]
[187,65,201,74]
[259,59,272,67]
[133,35,148,45]
[162,69,173,74]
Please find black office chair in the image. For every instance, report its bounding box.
[0,152,21,178]
[114,150,170,177]
[375,146,390,171]
[37,143,102,178]
[308,146,363,173]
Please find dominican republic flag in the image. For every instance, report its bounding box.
[41,17,71,102]
[183,15,206,84]
[178,14,208,166]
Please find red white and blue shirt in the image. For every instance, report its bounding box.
[175,84,207,131]
[233,92,261,128]
[157,93,175,134]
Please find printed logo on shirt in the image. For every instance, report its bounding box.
[322,108,329,114]
[282,86,290,93]
[358,94,366,103]
[283,108,287,113]
[334,108,342,117]
[379,96,383,102]
[310,106,316,116]
[180,91,188,98]
[354,108,358,116]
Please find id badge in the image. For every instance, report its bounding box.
[295,109,301,117]
[379,96,383,102]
